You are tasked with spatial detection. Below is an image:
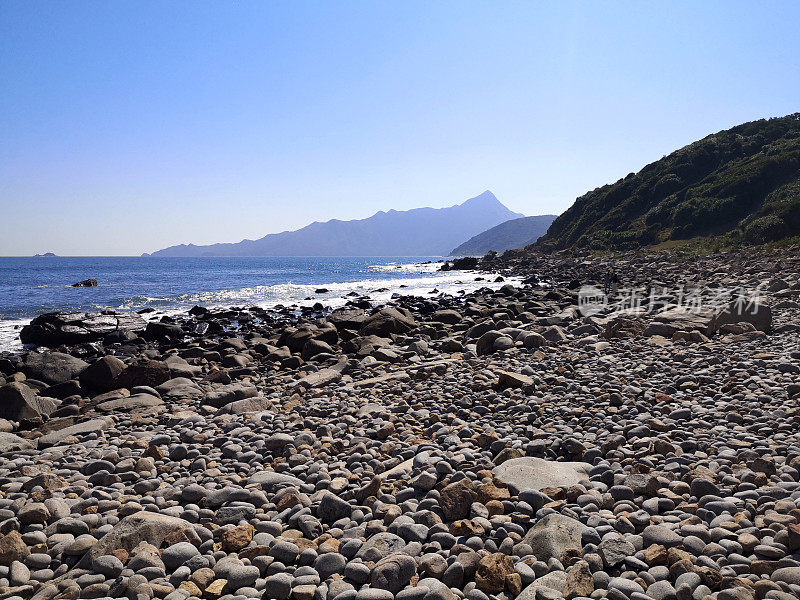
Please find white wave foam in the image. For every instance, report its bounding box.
[0,318,30,354]
[116,269,518,313]
[0,263,518,351]
[368,261,444,274]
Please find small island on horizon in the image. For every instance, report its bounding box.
[33,252,57,258]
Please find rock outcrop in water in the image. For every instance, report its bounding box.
[0,246,799,600]
[71,279,98,287]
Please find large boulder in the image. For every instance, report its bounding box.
[281,326,317,352]
[204,383,258,408]
[475,553,515,594]
[215,396,273,415]
[20,311,146,346]
[327,308,368,331]
[517,571,568,600]
[355,532,407,562]
[163,354,202,377]
[492,457,591,493]
[711,299,772,333]
[643,308,713,338]
[291,359,349,390]
[359,307,417,337]
[371,553,417,594]
[24,352,89,385]
[97,393,164,413]
[144,321,184,340]
[249,471,305,492]
[37,417,113,448]
[432,309,463,324]
[301,339,334,360]
[342,335,390,357]
[496,370,533,389]
[522,513,587,562]
[439,479,477,521]
[476,330,505,355]
[79,355,126,392]
[79,512,196,566]
[156,378,204,399]
[0,382,58,422]
[0,432,35,453]
[112,359,170,389]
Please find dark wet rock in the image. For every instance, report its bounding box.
[359,307,417,336]
[23,351,89,385]
[328,308,368,330]
[431,309,462,324]
[72,278,98,287]
[112,358,170,389]
[0,382,57,422]
[79,355,126,391]
[20,311,146,346]
[144,320,185,340]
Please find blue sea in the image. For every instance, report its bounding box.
[0,256,512,350]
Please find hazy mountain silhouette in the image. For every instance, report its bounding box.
[450,215,557,255]
[145,191,523,257]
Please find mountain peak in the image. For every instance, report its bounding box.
[460,190,501,208]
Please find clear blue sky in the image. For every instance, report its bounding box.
[1,1,798,255]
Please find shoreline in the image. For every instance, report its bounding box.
[0,260,519,355]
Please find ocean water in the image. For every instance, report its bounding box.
[0,256,515,351]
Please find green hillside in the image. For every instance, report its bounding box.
[538,113,800,250]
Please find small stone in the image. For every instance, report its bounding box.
[162,542,200,570]
[221,524,255,552]
[475,553,514,594]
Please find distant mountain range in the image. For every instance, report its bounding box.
[538,113,800,250]
[450,215,557,255]
[145,191,523,257]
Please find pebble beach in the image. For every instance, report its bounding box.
[1,247,799,600]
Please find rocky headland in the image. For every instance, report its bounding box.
[0,248,799,600]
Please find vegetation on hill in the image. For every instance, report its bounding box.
[537,113,800,250]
